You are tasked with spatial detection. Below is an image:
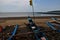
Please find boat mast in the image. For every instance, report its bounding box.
[29,0,35,22]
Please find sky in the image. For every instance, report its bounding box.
[0,0,60,12]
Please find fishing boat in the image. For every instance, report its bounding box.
[0,0,60,40]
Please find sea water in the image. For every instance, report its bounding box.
[0,12,60,17]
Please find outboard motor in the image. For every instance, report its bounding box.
[27,16,37,31]
[27,16,47,40]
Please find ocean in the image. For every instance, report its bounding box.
[0,12,60,17]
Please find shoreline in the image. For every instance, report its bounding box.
[0,16,60,19]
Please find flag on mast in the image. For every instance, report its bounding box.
[29,0,32,6]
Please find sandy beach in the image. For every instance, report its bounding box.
[0,16,60,40]
[0,16,60,27]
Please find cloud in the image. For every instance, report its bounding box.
[0,0,60,12]
[0,0,32,12]
[0,0,30,6]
